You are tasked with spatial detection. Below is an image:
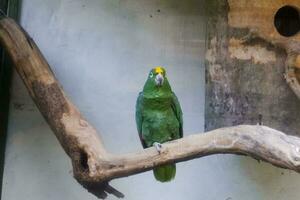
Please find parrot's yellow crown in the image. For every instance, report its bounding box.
[154,66,164,74]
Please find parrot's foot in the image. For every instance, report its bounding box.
[153,142,162,154]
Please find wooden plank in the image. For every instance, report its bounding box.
[0,0,20,198]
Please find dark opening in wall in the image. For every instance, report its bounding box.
[274,5,300,37]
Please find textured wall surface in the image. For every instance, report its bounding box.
[205,1,300,137]
[204,1,300,199]
[2,0,300,200]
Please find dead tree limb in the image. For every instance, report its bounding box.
[2,17,300,199]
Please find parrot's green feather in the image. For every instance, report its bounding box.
[136,92,147,148]
[171,92,183,138]
[153,164,176,182]
[135,67,183,182]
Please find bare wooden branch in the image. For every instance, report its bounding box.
[2,17,300,199]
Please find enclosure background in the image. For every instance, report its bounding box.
[2,0,300,200]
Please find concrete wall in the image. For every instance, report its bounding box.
[205,1,300,137]
[2,0,300,200]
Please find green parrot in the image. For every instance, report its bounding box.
[135,66,183,182]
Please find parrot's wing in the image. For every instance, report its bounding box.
[136,92,147,148]
[171,92,183,138]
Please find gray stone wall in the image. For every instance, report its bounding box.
[205,1,300,137]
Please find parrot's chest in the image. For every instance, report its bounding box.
[141,98,179,144]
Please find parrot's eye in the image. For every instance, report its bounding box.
[149,72,154,78]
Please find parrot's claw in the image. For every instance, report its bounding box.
[153,142,162,154]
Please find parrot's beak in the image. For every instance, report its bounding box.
[155,73,164,86]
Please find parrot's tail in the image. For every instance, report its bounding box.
[153,164,176,182]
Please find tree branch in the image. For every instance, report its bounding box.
[1,17,300,199]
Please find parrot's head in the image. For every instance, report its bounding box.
[148,66,166,87]
[143,66,172,95]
